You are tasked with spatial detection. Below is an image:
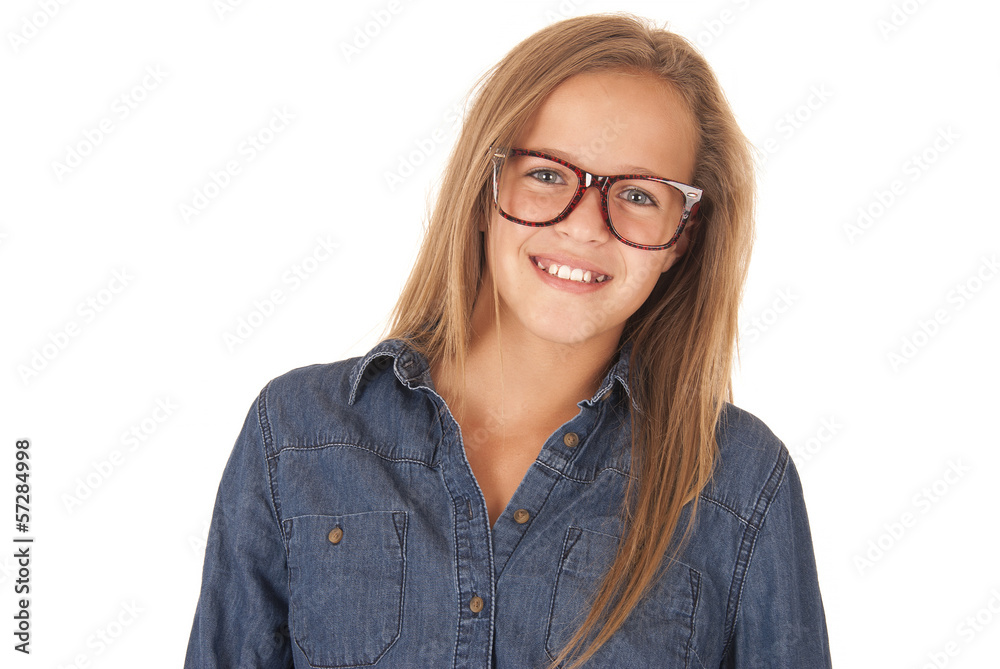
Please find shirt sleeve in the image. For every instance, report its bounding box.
[725,455,833,668]
[184,388,293,668]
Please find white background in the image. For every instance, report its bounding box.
[2,0,998,666]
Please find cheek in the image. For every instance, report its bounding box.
[617,250,682,314]
[651,247,684,283]
[484,217,532,282]
[625,251,674,292]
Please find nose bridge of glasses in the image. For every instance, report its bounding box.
[581,170,611,192]
[578,172,612,216]
[576,174,605,210]
[563,173,610,237]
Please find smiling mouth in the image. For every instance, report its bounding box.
[531,256,611,284]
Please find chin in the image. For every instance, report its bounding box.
[523,312,616,349]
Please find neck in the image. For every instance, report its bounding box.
[432,280,623,430]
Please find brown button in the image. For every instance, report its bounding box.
[513,509,530,524]
[469,596,484,613]
[327,527,343,544]
[563,432,580,448]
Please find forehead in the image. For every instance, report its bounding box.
[515,70,697,181]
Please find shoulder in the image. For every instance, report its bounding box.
[263,358,360,412]
[260,338,412,416]
[699,402,796,528]
[249,359,362,452]
[249,339,437,459]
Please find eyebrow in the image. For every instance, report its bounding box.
[534,147,661,177]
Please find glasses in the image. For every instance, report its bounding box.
[490,148,702,250]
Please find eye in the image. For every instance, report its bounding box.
[526,168,565,185]
[619,186,658,207]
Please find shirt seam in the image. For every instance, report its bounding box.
[697,495,750,527]
[534,460,630,482]
[349,346,400,404]
[267,441,436,467]
[257,381,288,549]
[720,445,789,660]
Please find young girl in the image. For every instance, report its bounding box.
[186,13,832,668]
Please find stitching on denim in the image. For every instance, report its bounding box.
[258,381,288,548]
[719,446,789,660]
[572,390,628,475]
[285,511,404,521]
[268,442,435,468]
[493,471,560,581]
[688,645,710,669]
[287,512,407,667]
[535,460,630,482]
[258,382,274,448]
[544,526,583,663]
[348,348,400,405]
[448,493,463,669]
[697,495,750,527]
[424,404,465,669]
[575,526,622,543]
[685,566,702,669]
[435,372,494,669]
[373,511,406,666]
[747,447,788,533]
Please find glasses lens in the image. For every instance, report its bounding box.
[497,154,580,224]
[496,153,688,247]
[607,178,687,247]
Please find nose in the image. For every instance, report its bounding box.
[556,183,611,244]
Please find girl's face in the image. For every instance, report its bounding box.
[482,70,698,350]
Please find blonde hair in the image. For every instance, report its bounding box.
[384,13,755,668]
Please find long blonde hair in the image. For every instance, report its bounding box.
[384,13,755,668]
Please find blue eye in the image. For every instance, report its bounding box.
[620,187,658,207]
[528,168,564,185]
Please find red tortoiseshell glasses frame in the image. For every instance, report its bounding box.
[490,147,703,251]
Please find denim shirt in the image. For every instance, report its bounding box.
[185,338,832,668]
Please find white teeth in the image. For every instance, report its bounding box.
[534,258,609,284]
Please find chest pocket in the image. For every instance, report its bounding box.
[545,526,701,668]
[284,511,407,668]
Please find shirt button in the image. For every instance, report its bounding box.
[563,432,580,448]
[327,527,343,544]
[513,509,530,524]
[469,596,484,613]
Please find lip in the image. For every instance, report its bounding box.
[528,253,613,293]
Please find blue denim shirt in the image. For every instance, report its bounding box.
[185,338,832,668]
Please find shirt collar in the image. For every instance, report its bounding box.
[347,339,425,405]
[586,339,639,412]
[348,338,639,413]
